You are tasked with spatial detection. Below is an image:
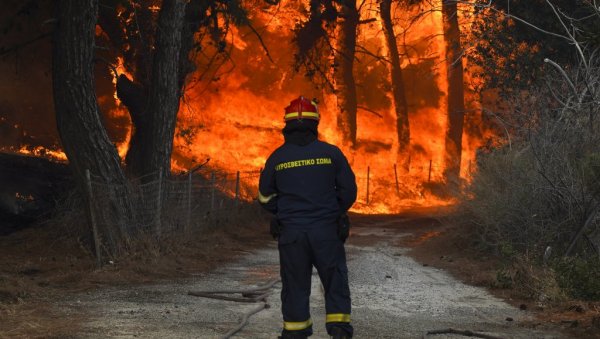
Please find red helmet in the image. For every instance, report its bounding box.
[284,96,319,122]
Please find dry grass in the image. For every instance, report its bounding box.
[0,198,270,338]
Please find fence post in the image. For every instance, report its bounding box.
[210,171,216,212]
[155,167,163,237]
[393,164,400,197]
[366,166,370,205]
[186,170,192,233]
[235,171,240,208]
[428,160,432,182]
[85,169,102,268]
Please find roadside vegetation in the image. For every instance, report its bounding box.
[458,0,600,304]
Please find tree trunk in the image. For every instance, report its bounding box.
[145,0,186,175]
[112,0,188,177]
[380,0,410,170]
[178,0,210,88]
[53,0,126,191]
[52,0,131,243]
[118,75,148,177]
[334,0,359,148]
[442,0,465,185]
[116,0,188,178]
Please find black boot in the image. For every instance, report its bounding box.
[330,327,351,339]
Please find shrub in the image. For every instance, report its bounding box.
[553,257,600,300]
[457,32,600,300]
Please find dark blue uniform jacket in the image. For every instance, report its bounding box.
[258,140,357,228]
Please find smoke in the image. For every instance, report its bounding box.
[0,5,56,150]
[0,0,129,154]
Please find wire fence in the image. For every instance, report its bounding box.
[83,159,469,266]
[85,168,261,266]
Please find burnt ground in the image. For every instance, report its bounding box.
[0,208,597,338]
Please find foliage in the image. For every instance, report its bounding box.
[492,256,566,302]
[292,0,340,90]
[468,0,600,95]
[554,257,600,300]
[460,7,600,298]
[97,0,255,85]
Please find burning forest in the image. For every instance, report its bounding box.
[1,0,496,218]
[4,1,600,337]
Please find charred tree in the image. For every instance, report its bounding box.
[293,0,359,148]
[52,0,131,236]
[145,0,186,175]
[379,0,410,169]
[334,0,359,148]
[110,1,187,178]
[442,0,465,185]
[101,0,249,177]
[117,0,186,177]
[52,0,125,192]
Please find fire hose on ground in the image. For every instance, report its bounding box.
[188,278,281,339]
[423,328,503,339]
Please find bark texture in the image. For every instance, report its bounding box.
[52,0,126,189]
[334,0,359,148]
[442,0,466,184]
[52,0,131,241]
[145,0,186,175]
[380,0,410,169]
[113,0,194,177]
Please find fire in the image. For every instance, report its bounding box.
[169,0,488,214]
[1,1,491,215]
[111,57,129,104]
[17,146,67,162]
[109,56,133,159]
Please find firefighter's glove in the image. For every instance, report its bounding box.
[270,217,282,240]
[337,213,350,242]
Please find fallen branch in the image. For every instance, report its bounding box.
[221,302,267,338]
[424,328,504,339]
[188,279,280,339]
[187,290,269,303]
[188,278,279,297]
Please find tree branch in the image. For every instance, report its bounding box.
[357,105,383,118]
[355,44,390,64]
[246,21,275,64]
[565,201,600,257]
[454,0,571,41]
[0,32,51,58]
[358,18,377,25]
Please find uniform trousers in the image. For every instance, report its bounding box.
[278,224,353,337]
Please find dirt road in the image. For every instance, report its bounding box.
[56,215,563,338]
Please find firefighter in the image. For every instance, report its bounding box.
[258,96,357,339]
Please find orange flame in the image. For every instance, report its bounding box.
[17,146,67,162]
[110,56,133,159]
[165,1,490,214]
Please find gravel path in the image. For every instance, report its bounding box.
[58,217,563,338]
